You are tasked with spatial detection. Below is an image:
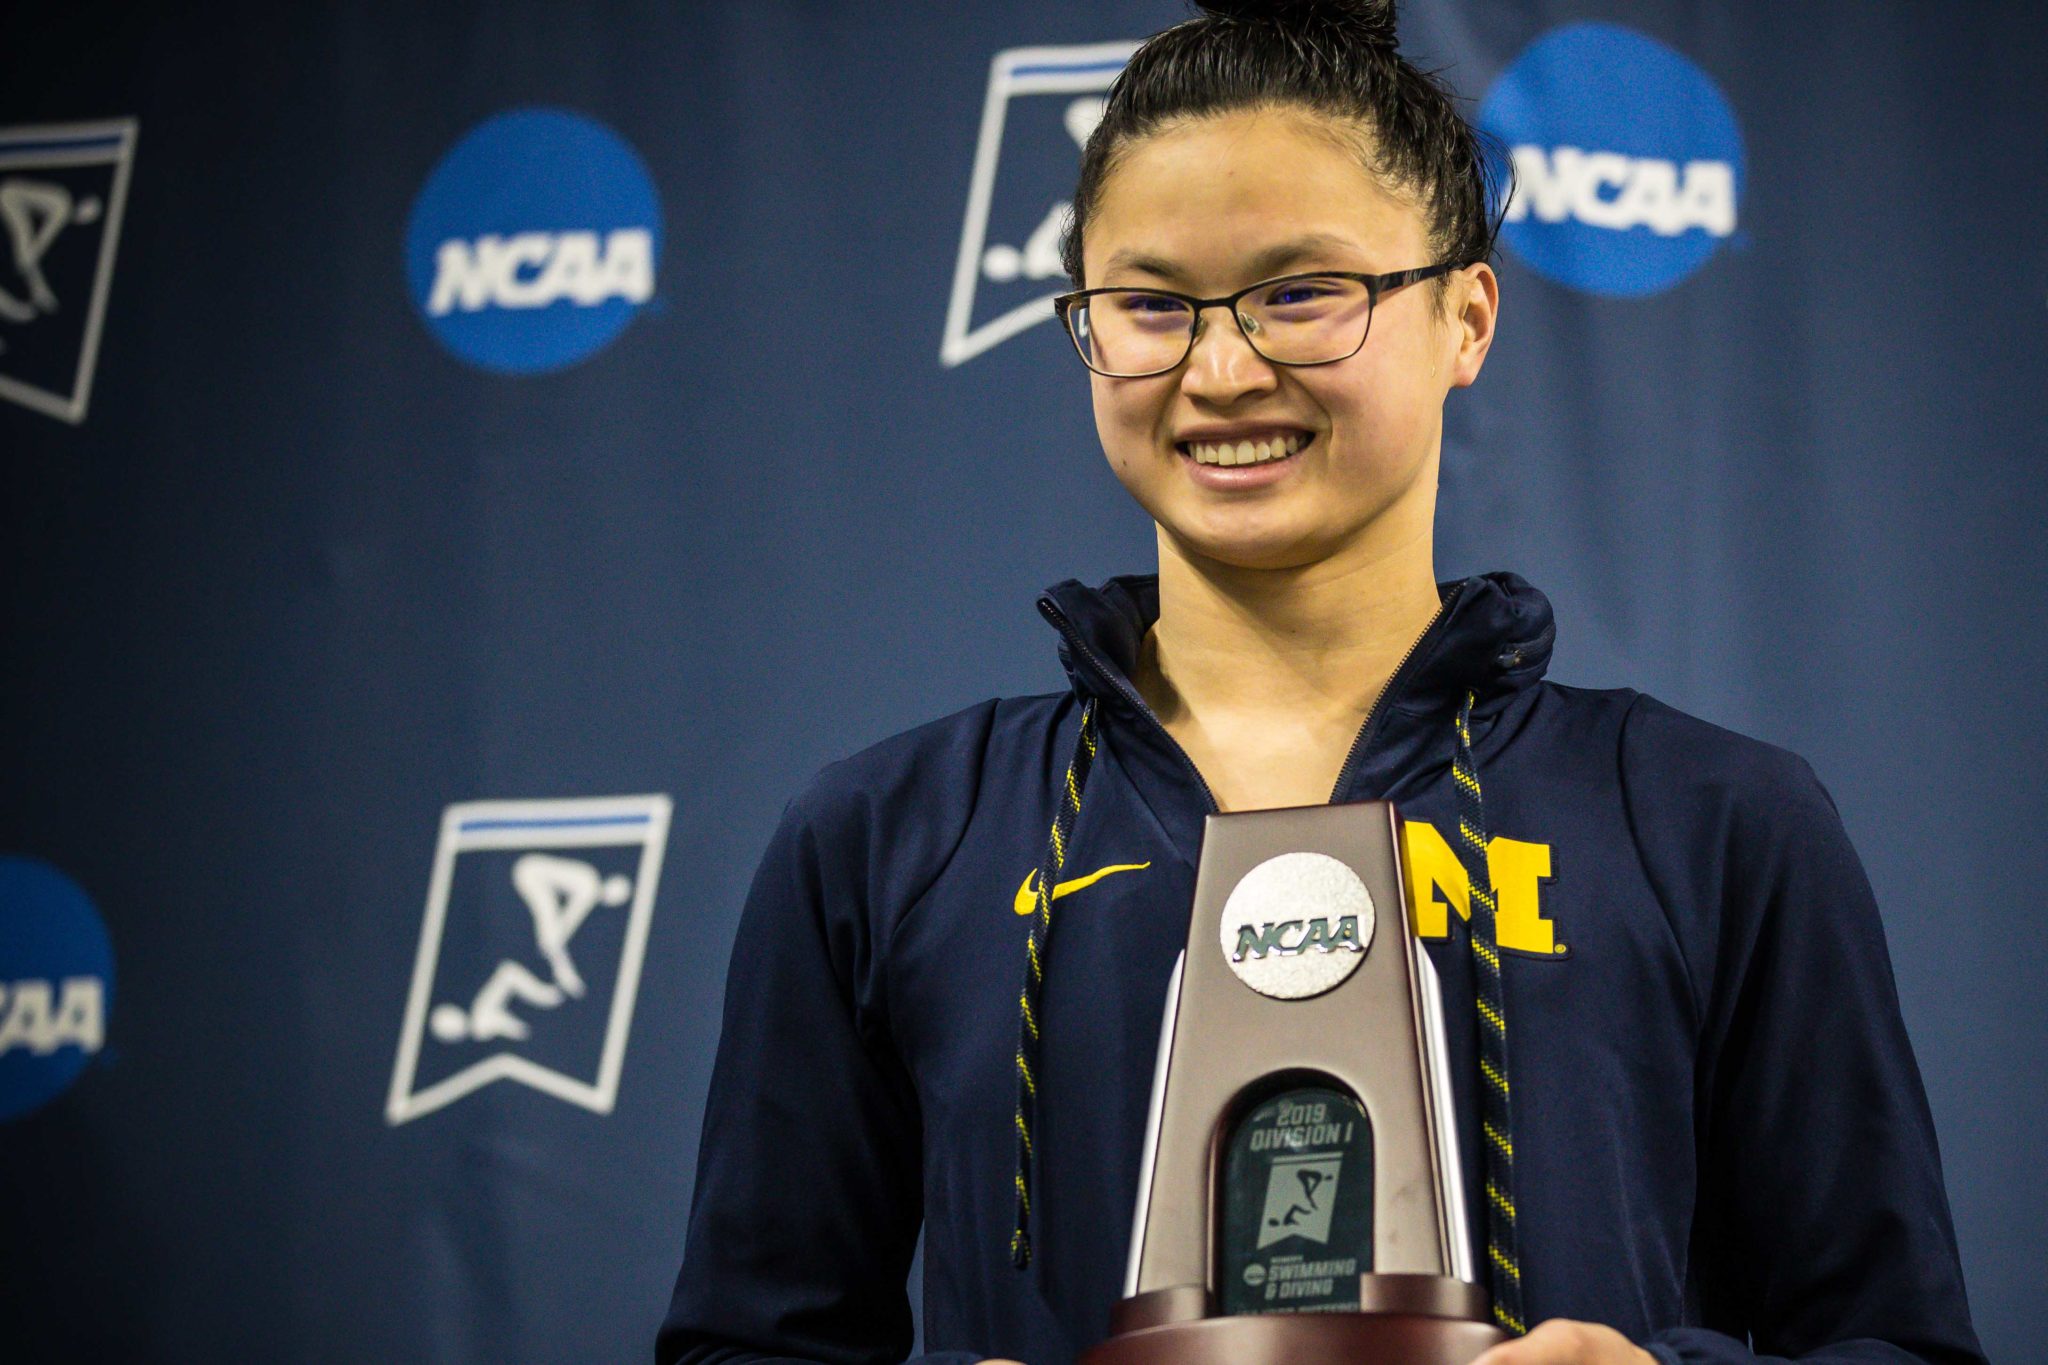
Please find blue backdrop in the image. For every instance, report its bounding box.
[3,3,2043,1360]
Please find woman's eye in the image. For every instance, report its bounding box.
[1264,282,1338,307]
[1118,293,1187,316]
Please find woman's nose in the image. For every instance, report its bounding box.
[1180,308,1278,402]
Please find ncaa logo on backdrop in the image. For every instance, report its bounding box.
[386,795,671,1123]
[0,857,113,1122]
[1480,23,1744,297]
[404,108,661,374]
[941,42,1138,367]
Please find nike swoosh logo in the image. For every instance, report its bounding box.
[1013,862,1152,916]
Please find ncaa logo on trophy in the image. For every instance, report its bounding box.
[385,794,672,1124]
[1219,850,1374,1000]
[939,41,1138,367]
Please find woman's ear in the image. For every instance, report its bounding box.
[1448,262,1499,390]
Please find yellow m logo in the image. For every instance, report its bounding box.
[1400,820,1563,958]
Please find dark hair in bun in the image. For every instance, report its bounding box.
[1061,0,1505,296]
[1196,0,1397,48]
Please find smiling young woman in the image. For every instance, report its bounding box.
[1073,103,1497,815]
[657,5,1983,1365]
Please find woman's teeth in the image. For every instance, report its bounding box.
[1185,432,1308,466]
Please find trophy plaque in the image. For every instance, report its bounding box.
[1080,801,1506,1365]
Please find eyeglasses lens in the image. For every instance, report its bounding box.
[1070,276,1375,377]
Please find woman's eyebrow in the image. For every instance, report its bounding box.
[1100,233,1363,286]
[1242,233,1360,277]
[1099,248,1186,283]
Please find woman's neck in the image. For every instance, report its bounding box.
[1134,528,1444,810]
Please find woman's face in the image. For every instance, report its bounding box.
[1081,108,1495,574]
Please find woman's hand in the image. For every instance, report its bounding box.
[1472,1318,1657,1364]
[1018,1317,1654,1365]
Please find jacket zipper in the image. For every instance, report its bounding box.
[1326,579,1467,801]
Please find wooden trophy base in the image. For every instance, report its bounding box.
[1081,1274,1506,1365]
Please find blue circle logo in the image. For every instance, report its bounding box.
[405,108,662,374]
[1479,23,1744,297]
[0,857,114,1122]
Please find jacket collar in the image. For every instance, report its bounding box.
[1037,571,1555,826]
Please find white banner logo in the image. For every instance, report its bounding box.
[1258,1153,1343,1248]
[0,120,137,423]
[940,42,1137,367]
[386,795,672,1124]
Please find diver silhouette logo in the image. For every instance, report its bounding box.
[0,179,99,324]
[940,41,1138,367]
[1257,1153,1343,1249]
[424,854,634,1044]
[0,121,137,423]
[1272,1167,1327,1229]
[386,796,672,1124]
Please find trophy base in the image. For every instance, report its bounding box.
[1081,1275,1506,1365]
[1079,1312,1506,1365]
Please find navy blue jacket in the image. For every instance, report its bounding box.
[658,573,1982,1365]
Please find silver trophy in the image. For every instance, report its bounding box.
[1083,801,1503,1365]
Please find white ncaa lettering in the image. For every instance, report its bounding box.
[425,227,654,315]
[1506,145,1735,237]
[0,977,105,1056]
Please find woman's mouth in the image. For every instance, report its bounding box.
[1177,431,1311,467]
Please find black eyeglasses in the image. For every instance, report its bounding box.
[1052,263,1464,378]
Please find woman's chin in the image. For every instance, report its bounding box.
[1162,521,1341,575]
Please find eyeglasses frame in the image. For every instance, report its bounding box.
[1051,262,1467,378]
